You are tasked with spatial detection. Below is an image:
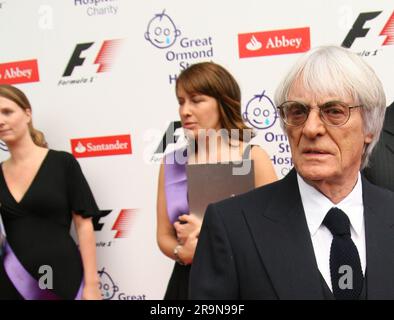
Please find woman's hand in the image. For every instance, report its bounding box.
[173,214,202,265]
[82,283,102,300]
[173,214,202,245]
[176,234,199,265]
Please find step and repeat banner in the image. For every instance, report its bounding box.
[0,0,392,299]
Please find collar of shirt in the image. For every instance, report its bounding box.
[297,172,364,237]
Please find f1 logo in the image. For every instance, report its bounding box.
[93,209,137,239]
[342,11,394,48]
[63,39,122,77]
[154,121,183,154]
[63,42,93,76]
[93,210,112,231]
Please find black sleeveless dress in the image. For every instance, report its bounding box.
[0,149,101,300]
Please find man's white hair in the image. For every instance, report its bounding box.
[274,45,386,169]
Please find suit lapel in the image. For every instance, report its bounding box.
[363,176,394,299]
[242,169,325,299]
[383,105,394,154]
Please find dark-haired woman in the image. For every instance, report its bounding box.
[156,62,277,299]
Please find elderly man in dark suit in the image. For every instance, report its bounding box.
[189,46,394,300]
[364,102,394,192]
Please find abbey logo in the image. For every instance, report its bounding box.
[0,59,39,85]
[58,39,122,86]
[342,10,394,56]
[238,27,310,58]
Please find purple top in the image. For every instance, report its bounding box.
[163,151,189,224]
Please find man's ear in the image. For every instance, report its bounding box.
[364,132,373,144]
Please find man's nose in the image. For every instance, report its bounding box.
[301,107,326,138]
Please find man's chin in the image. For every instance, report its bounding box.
[296,165,333,182]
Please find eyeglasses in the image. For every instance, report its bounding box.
[277,100,361,127]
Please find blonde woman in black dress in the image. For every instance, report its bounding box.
[0,85,101,300]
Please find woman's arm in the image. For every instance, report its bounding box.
[73,214,102,300]
[251,146,278,187]
[157,163,198,265]
[157,163,179,259]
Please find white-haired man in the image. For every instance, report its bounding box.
[190,46,394,300]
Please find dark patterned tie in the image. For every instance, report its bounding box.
[322,207,363,300]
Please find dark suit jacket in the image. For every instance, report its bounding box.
[189,169,394,299]
[364,103,394,191]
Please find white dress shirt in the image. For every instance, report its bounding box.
[297,172,366,291]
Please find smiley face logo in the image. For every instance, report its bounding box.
[243,91,277,130]
[145,10,181,49]
[98,267,119,300]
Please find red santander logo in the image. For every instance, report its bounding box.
[71,134,132,158]
[0,59,40,85]
[238,27,310,58]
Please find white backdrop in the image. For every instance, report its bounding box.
[0,0,392,299]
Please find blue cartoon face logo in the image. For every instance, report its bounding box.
[145,10,181,49]
[243,91,277,130]
[98,268,119,300]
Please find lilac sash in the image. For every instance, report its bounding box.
[3,241,83,300]
[164,151,189,224]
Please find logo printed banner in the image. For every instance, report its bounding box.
[342,11,394,49]
[238,27,310,58]
[62,39,123,77]
[0,59,39,84]
[71,134,132,158]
